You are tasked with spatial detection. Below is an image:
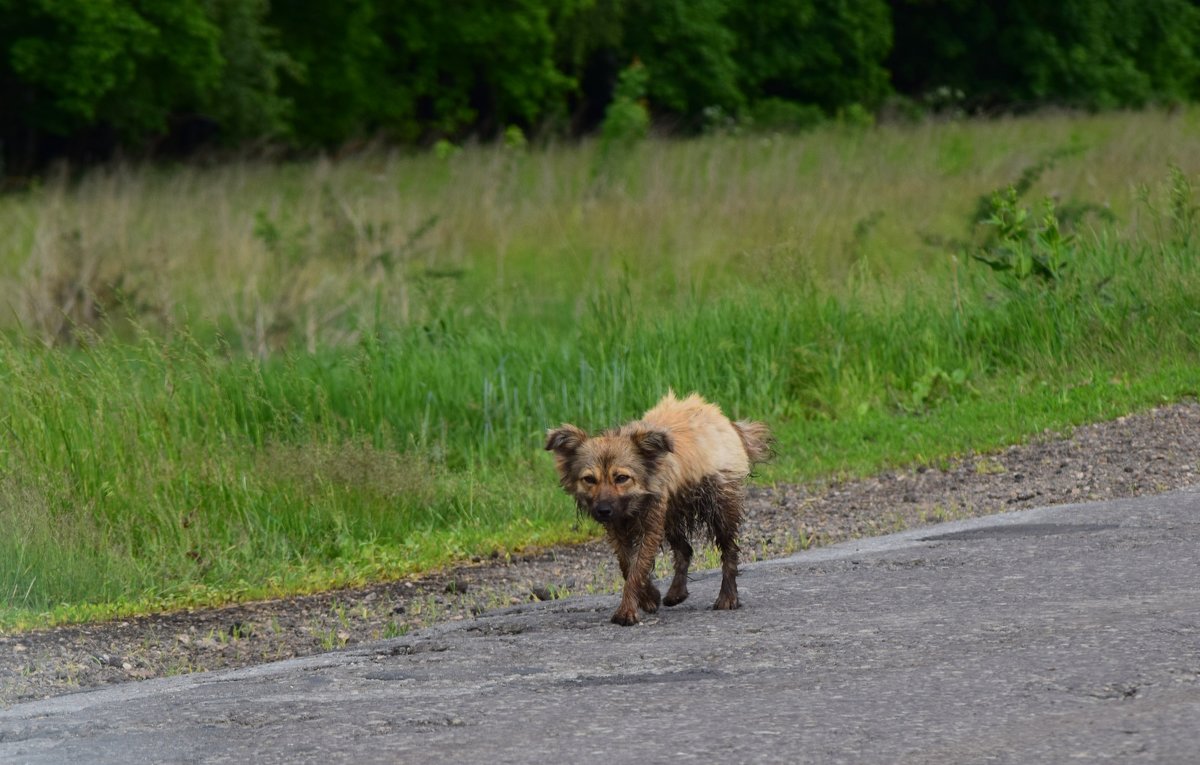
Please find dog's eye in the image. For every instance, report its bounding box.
[581,475,598,485]
[613,474,631,485]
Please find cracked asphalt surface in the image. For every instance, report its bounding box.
[3,486,1199,764]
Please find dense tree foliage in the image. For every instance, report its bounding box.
[0,0,223,162]
[3,0,1200,169]
[727,0,892,113]
[889,0,1200,110]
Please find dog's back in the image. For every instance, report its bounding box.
[630,391,769,490]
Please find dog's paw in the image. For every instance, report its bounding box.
[638,586,662,613]
[611,608,640,626]
[712,593,740,611]
[663,588,688,607]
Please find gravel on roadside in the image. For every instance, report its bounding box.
[2,402,1197,707]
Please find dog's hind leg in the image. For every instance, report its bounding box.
[663,524,693,606]
[711,483,743,611]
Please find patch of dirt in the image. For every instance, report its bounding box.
[2,403,1198,706]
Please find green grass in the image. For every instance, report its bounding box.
[2,110,1200,630]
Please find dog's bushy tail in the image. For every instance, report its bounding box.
[734,420,774,466]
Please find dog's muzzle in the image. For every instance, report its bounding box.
[593,500,615,523]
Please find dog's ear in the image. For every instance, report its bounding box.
[630,428,673,459]
[545,424,587,456]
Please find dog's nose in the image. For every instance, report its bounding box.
[594,501,614,522]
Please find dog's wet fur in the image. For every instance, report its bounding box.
[546,392,772,625]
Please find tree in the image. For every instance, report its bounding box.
[202,0,296,142]
[622,0,743,124]
[0,0,222,137]
[727,0,892,113]
[267,0,394,145]
[378,0,574,139]
[888,0,1200,110]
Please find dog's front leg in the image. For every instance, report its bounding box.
[612,502,665,626]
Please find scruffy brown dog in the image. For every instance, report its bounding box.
[546,392,771,625]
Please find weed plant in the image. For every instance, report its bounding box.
[2,111,1200,628]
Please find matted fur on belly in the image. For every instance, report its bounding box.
[664,472,743,544]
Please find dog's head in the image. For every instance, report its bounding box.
[544,423,673,525]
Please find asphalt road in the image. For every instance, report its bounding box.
[3,487,1199,764]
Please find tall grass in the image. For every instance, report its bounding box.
[4,109,1200,349]
[2,110,1200,627]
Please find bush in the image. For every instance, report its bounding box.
[600,61,650,144]
[747,98,823,133]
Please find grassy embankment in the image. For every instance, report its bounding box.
[2,110,1199,630]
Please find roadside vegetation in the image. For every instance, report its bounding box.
[2,110,1199,629]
